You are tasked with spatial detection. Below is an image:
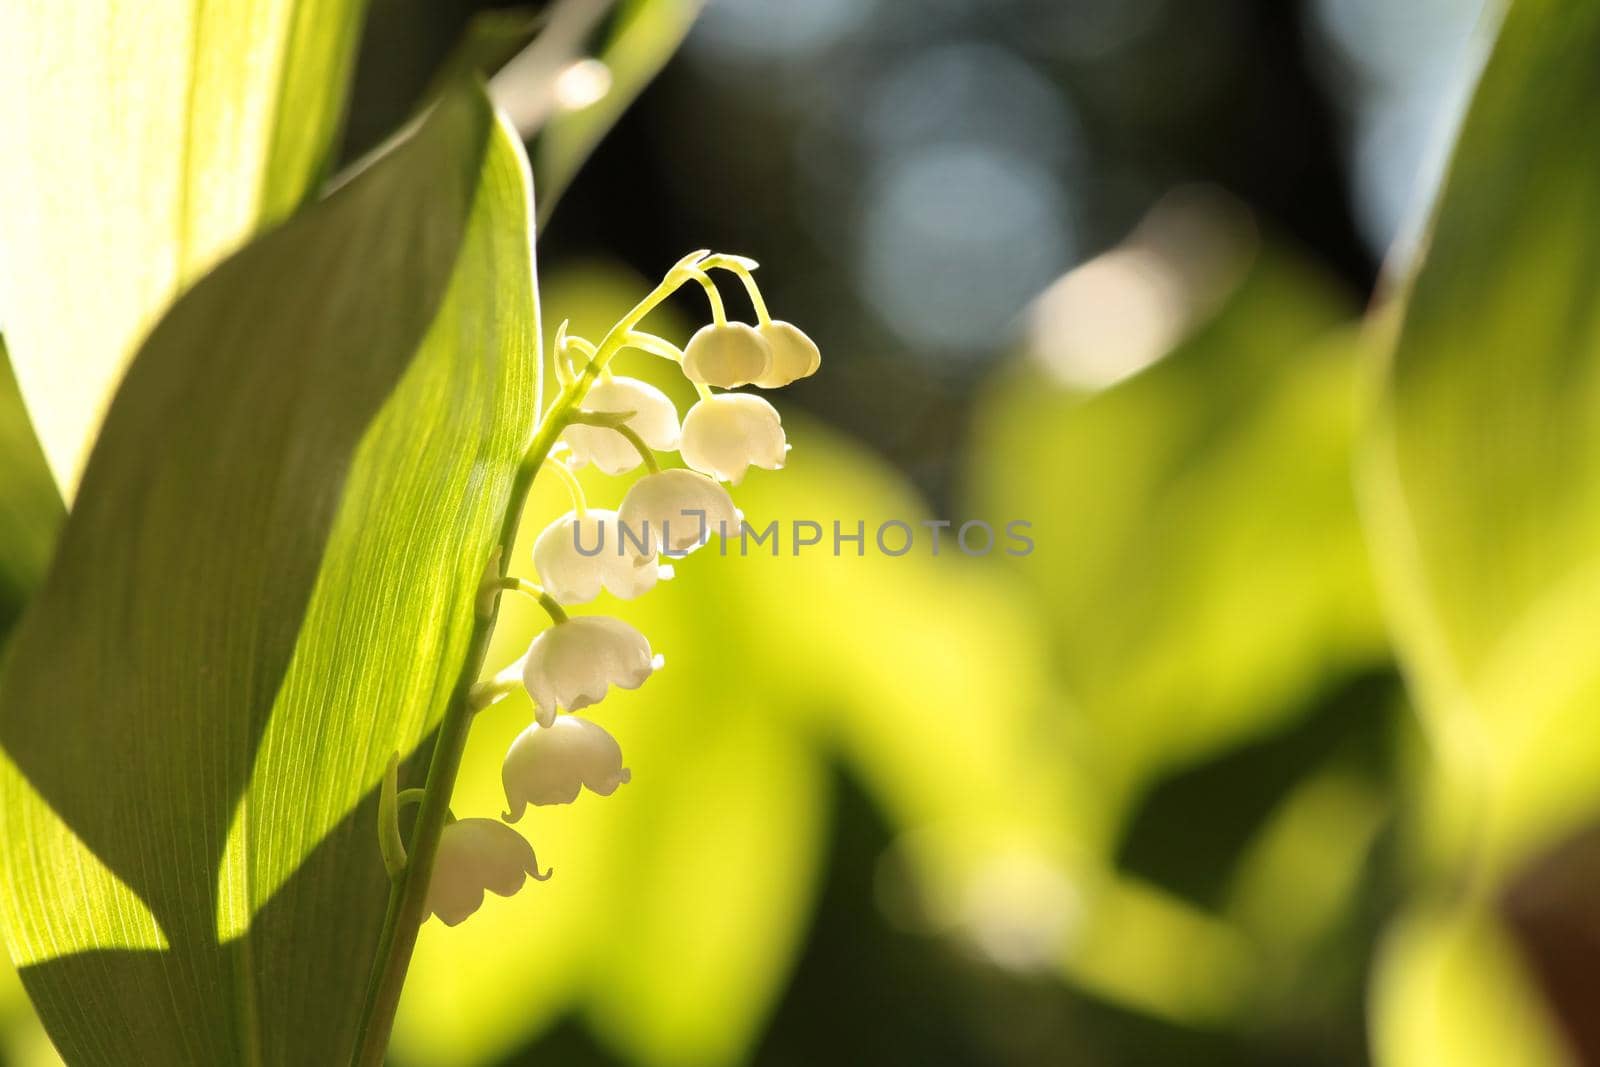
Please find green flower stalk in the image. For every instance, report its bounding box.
[353,249,820,1065]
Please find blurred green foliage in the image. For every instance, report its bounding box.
[3,2,1600,1066]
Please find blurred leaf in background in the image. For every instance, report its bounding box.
[964,189,1399,1056]
[0,0,368,497]
[1363,0,1600,1062]
[532,0,707,219]
[0,85,537,1064]
[969,189,1388,843]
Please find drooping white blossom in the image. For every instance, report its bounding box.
[679,393,788,485]
[682,322,773,388]
[532,509,668,604]
[522,615,660,727]
[425,818,549,927]
[752,321,821,388]
[618,468,741,556]
[560,376,681,475]
[502,716,632,821]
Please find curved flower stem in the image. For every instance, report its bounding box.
[467,676,522,711]
[622,330,685,363]
[547,456,589,516]
[395,788,428,808]
[690,270,728,327]
[350,256,706,1067]
[568,412,660,473]
[701,254,771,325]
[493,575,568,623]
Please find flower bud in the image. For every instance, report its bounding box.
[618,469,741,555]
[752,321,821,388]
[560,376,681,474]
[502,716,631,821]
[521,616,659,726]
[426,818,549,927]
[682,322,773,388]
[679,393,787,485]
[533,509,666,604]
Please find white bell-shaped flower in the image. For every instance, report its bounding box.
[752,321,821,388]
[533,509,667,604]
[502,716,632,821]
[522,615,659,727]
[682,322,773,388]
[679,393,788,485]
[560,376,681,475]
[618,469,741,556]
[425,817,549,927]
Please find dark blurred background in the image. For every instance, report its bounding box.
[344,0,1485,501]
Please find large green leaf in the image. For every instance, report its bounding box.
[0,84,539,1065]
[0,0,368,498]
[1362,2,1600,1061]
[969,237,1384,843]
[1363,0,1600,875]
[0,342,62,647]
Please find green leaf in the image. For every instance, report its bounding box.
[0,341,62,646]
[1362,4,1600,1059]
[1362,0,1600,871]
[969,237,1384,841]
[0,83,539,1065]
[0,0,368,498]
[532,0,706,221]
[1370,904,1569,1067]
[423,9,543,104]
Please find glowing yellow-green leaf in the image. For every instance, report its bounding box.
[0,85,539,1064]
[971,246,1383,833]
[0,0,368,497]
[1371,905,1571,1067]
[1362,0,1600,872]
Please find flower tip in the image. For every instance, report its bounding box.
[651,653,665,671]
[533,864,554,882]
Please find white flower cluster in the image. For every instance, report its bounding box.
[423,251,818,926]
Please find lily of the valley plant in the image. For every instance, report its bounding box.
[376,249,819,932]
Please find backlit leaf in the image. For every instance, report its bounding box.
[0,85,539,1064]
[1362,0,1600,874]
[0,0,368,496]
[970,239,1384,840]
